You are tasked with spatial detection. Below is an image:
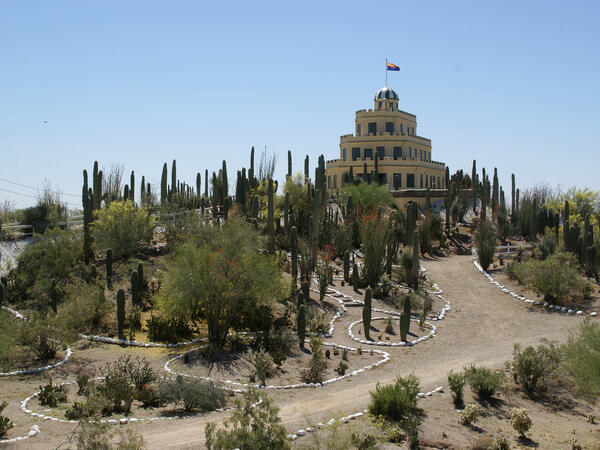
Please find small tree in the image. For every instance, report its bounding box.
[509,407,532,438]
[475,220,496,271]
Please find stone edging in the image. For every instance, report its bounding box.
[165,343,391,391]
[0,425,40,444]
[0,306,73,377]
[286,386,445,440]
[471,248,598,317]
[348,316,436,347]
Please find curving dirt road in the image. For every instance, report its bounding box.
[6,253,585,449]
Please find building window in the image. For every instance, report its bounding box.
[376,146,385,159]
[407,174,415,188]
[357,123,361,136]
[437,176,441,188]
[378,101,382,109]
[431,175,435,188]
[364,148,373,160]
[390,103,394,111]
[368,122,377,135]
[393,173,401,189]
[328,176,331,189]
[379,173,387,184]
[342,148,347,161]
[393,146,402,160]
[333,175,337,189]
[352,147,360,161]
[385,122,394,133]
[420,174,423,188]
[419,149,422,161]
[425,175,429,188]
[399,123,403,134]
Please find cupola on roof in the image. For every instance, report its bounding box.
[374,86,399,100]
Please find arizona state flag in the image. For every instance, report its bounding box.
[386,62,400,71]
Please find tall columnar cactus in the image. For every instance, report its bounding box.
[249,146,255,187]
[284,192,290,235]
[267,178,275,254]
[343,250,350,282]
[170,160,177,202]
[131,271,140,308]
[92,161,102,210]
[252,195,259,227]
[297,304,306,349]
[563,200,570,251]
[363,287,372,340]
[399,295,411,342]
[511,173,516,222]
[492,168,499,220]
[472,159,477,212]
[137,262,145,292]
[196,172,201,200]
[352,262,360,292]
[304,155,309,182]
[287,150,292,178]
[123,184,129,201]
[301,280,309,307]
[291,226,298,283]
[106,248,113,288]
[530,196,537,241]
[412,230,420,288]
[130,171,135,203]
[425,188,431,211]
[82,170,94,264]
[117,289,125,340]
[222,160,229,219]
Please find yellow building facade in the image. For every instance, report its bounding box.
[326,86,446,209]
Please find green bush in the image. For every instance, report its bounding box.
[250,350,277,386]
[0,401,14,438]
[315,260,333,301]
[56,279,109,336]
[335,361,348,375]
[464,365,504,400]
[509,252,590,305]
[145,314,194,343]
[536,235,556,260]
[475,221,496,271]
[360,214,388,288]
[158,376,226,412]
[563,320,600,400]
[338,183,394,214]
[301,336,328,384]
[75,421,145,450]
[205,388,289,450]
[448,371,466,407]
[98,355,155,413]
[459,403,481,427]
[510,342,561,396]
[18,318,62,361]
[368,374,420,422]
[92,200,155,257]
[65,389,111,420]
[38,381,69,407]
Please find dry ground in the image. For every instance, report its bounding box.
[1,253,599,449]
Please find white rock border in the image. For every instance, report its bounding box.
[348,316,436,347]
[0,306,73,377]
[20,379,236,425]
[286,386,445,441]
[165,342,391,391]
[0,425,40,443]
[471,248,598,318]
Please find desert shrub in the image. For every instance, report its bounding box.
[65,389,111,420]
[0,401,14,437]
[157,218,285,350]
[205,388,290,450]
[509,253,590,305]
[332,224,353,258]
[509,407,532,437]
[18,318,62,361]
[0,311,19,371]
[98,355,155,413]
[563,320,600,400]
[493,434,511,450]
[297,420,380,450]
[145,314,194,343]
[7,228,81,308]
[402,415,420,450]
[373,273,394,299]
[301,337,328,384]
[92,200,155,257]
[306,307,328,335]
[136,384,159,408]
[77,374,92,396]
[464,365,504,400]
[475,221,496,271]
[56,279,109,336]
[338,183,394,214]
[448,371,466,406]
[384,317,395,335]
[418,215,433,255]
[158,376,226,412]
[315,260,333,301]
[368,374,420,422]
[510,341,561,396]
[536,235,556,260]
[75,421,145,450]
[38,381,69,407]
[459,403,481,426]
[250,350,277,386]
[360,214,389,287]
[336,361,348,375]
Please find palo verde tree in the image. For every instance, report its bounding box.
[157,218,285,350]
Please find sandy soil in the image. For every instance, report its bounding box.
[1,253,599,448]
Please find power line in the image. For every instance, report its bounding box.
[0,177,80,198]
[0,187,80,208]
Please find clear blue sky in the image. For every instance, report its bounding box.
[1,0,599,209]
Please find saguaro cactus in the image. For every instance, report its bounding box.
[363,287,372,340]
[472,159,477,212]
[301,280,309,307]
[106,248,113,288]
[287,150,292,178]
[131,271,140,308]
[412,230,420,288]
[291,226,298,283]
[563,200,570,251]
[117,289,125,340]
[267,178,275,254]
[297,304,306,349]
[343,250,350,282]
[284,192,290,235]
[352,262,360,291]
[400,295,411,342]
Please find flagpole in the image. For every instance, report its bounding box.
[385,58,388,87]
